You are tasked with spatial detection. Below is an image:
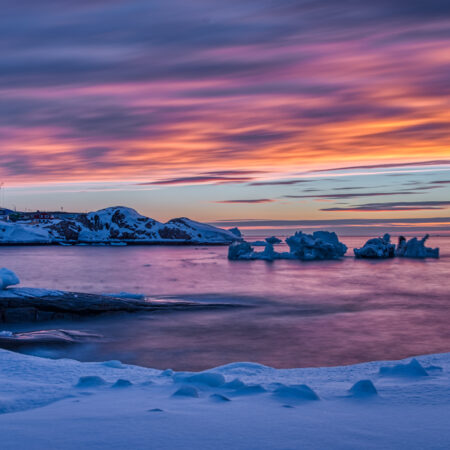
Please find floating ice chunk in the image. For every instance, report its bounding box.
[228,241,255,260]
[379,358,429,377]
[112,379,133,388]
[286,231,347,260]
[228,227,242,238]
[349,380,378,397]
[265,236,282,244]
[0,268,20,290]
[354,234,395,259]
[229,231,347,261]
[182,372,226,387]
[172,385,200,398]
[209,393,231,402]
[272,385,319,402]
[396,235,439,258]
[76,376,107,388]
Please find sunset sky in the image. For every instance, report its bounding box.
[1,1,449,233]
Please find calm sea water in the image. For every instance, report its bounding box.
[1,236,449,370]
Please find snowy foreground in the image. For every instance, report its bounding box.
[0,350,449,449]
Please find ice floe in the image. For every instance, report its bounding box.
[354,234,396,259]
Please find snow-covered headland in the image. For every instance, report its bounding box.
[0,349,448,449]
[0,206,239,245]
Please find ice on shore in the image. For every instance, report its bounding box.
[396,235,439,259]
[0,268,20,290]
[0,350,449,449]
[354,234,395,259]
[228,231,347,261]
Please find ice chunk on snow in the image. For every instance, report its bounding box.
[172,385,200,398]
[396,235,439,258]
[209,393,231,403]
[76,376,107,388]
[112,379,133,388]
[272,384,319,402]
[181,372,226,387]
[354,234,395,259]
[0,268,20,290]
[379,358,429,377]
[349,380,378,397]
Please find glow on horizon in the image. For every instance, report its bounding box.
[0,1,449,227]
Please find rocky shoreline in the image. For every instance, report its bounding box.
[0,288,240,323]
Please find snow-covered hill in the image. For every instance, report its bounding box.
[0,207,239,245]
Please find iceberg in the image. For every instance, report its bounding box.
[285,231,347,260]
[354,233,396,259]
[228,231,347,261]
[395,235,439,259]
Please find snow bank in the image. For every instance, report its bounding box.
[229,231,347,261]
[0,268,19,290]
[354,233,395,259]
[0,350,449,449]
[396,235,439,259]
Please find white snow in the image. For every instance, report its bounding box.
[0,268,20,290]
[0,349,449,449]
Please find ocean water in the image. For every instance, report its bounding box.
[0,236,449,371]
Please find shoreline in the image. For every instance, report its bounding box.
[0,349,448,449]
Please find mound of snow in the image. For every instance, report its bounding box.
[172,385,199,398]
[180,372,226,388]
[396,235,439,258]
[349,380,378,397]
[112,379,133,388]
[379,358,429,378]
[272,384,319,402]
[354,234,395,259]
[0,268,20,290]
[76,376,107,388]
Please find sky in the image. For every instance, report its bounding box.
[0,0,449,234]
